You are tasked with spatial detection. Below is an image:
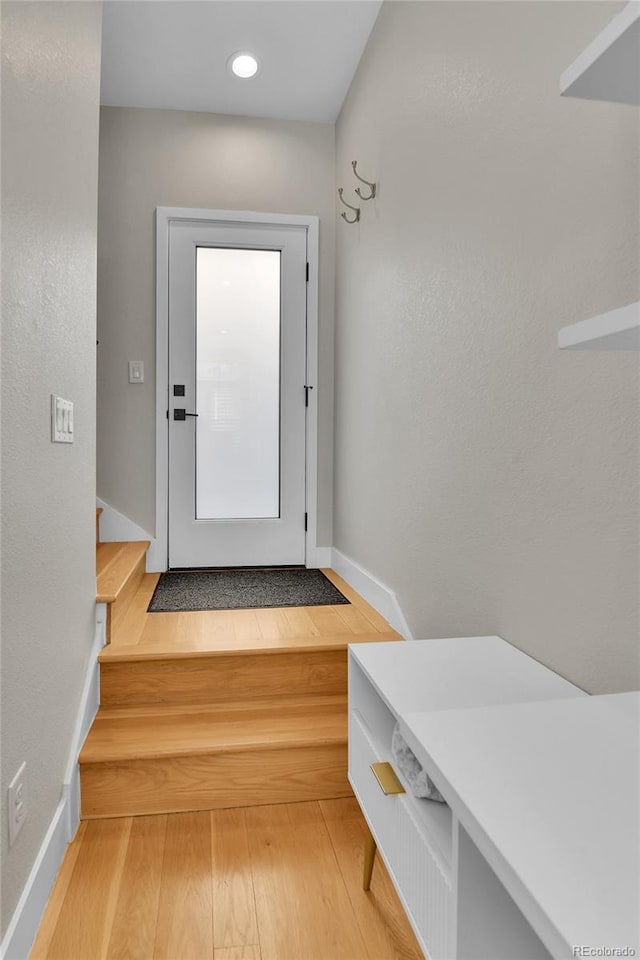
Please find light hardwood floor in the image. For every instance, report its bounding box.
[101,569,401,656]
[31,799,422,960]
[41,566,417,955]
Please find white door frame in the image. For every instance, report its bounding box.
[150,206,321,572]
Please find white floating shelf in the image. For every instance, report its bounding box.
[558,300,640,350]
[560,1,640,105]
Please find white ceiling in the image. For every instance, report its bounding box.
[100,1,382,123]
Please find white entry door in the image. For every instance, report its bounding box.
[167,218,308,568]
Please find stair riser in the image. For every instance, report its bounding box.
[80,743,351,818]
[108,555,146,644]
[100,650,348,706]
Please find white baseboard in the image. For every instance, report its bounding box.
[306,546,333,568]
[0,797,69,960]
[0,616,105,960]
[331,548,414,640]
[145,539,166,573]
[62,617,105,837]
[96,497,157,561]
[97,497,162,572]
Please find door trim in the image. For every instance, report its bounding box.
[151,206,320,573]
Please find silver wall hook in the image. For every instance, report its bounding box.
[352,160,376,201]
[338,187,360,224]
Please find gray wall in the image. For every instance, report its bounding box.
[334,1,639,694]
[1,1,102,938]
[97,107,335,546]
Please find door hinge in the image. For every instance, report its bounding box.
[304,512,308,532]
[306,262,310,282]
[304,384,313,407]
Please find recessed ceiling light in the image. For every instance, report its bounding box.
[228,52,259,79]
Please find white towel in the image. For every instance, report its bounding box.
[391,723,445,803]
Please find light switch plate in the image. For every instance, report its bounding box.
[129,361,144,383]
[51,395,74,443]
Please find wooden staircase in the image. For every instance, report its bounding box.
[89,507,402,819]
[80,692,350,818]
[96,507,149,644]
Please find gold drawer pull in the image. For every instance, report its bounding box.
[371,761,405,795]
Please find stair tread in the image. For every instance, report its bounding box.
[80,695,348,763]
[99,630,401,662]
[96,541,150,603]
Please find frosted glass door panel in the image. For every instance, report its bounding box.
[196,247,281,520]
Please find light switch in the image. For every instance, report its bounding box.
[51,395,74,443]
[129,361,144,383]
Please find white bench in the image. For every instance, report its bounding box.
[348,635,590,959]
[404,690,639,959]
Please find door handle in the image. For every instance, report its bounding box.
[173,409,199,421]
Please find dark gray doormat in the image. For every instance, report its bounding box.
[147,567,350,613]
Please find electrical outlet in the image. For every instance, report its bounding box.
[8,762,27,846]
